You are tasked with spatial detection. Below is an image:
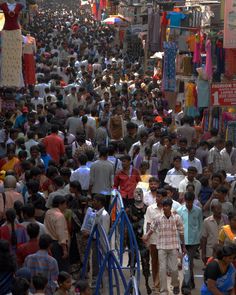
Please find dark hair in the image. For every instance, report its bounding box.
[199,176,209,187]
[39,234,53,249]
[32,274,48,291]
[58,271,71,285]
[94,194,106,207]
[184,192,195,201]
[53,176,65,187]
[11,277,30,295]
[99,145,108,157]
[5,209,17,247]
[76,280,90,293]
[216,245,236,260]
[51,124,59,133]
[216,186,229,195]
[30,167,41,178]
[78,154,88,166]
[85,150,95,161]
[120,155,131,162]
[211,173,222,181]
[187,166,197,173]
[52,195,67,207]
[217,170,227,179]
[162,198,173,207]
[173,155,181,162]
[149,177,159,183]
[157,188,167,197]
[0,240,16,272]
[60,167,71,178]
[27,179,40,194]
[70,181,82,192]
[26,223,40,239]
[163,185,173,192]
[126,122,137,130]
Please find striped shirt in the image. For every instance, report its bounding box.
[150,213,184,250]
[24,250,59,295]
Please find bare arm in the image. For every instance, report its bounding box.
[207,279,224,295]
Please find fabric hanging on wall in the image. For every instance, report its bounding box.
[227,122,236,147]
[148,11,161,53]
[163,41,177,92]
[205,39,213,79]
[215,39,225,77]
[225,49,236,77]
[193,34,201,64]
[184,81,199,117]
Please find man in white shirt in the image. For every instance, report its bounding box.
[164,156,186,190]
[181,147,202,175]
[64,87,78,114]
[179,166,201,202]
[144,177,160,206]
[129,131,149,158]
[220,140,236,174]
[70,154,90,193]
[31,90,44,110]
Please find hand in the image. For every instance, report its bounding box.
[142,234,149,244]
[82,231,90,238]
[62,248,68,259]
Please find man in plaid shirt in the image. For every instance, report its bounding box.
[143,198,186,295]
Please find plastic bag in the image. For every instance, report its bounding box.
[81,207,96,233]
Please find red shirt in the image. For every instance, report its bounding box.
[43,133,65,163]
[114,167,141,199]
[16,238,39,267]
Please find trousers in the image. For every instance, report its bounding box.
[150,244,160,290]
[158,249,179,295]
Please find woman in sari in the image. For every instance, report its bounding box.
[0,144,19,172]
[201,245,236,295]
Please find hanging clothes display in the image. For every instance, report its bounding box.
[182,55,193,76]
[224,49,236,78]
[205,39,213,79]
[163,41,177,92]
[196,68,210,108]
[193,34,201,65]
[215,39,225,80]
[184,81,199,117]
[160,11,168,50]
[0,2,24,88]
[226,122,236,146]
[23,34,36,86]
[148,11,160,53]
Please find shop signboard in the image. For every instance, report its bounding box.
[224,0,236,48]
[211,82,236,106]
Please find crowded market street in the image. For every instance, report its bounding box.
[0,0,236,294]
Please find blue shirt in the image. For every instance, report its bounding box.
[177,205,203,245]
[167,12,185,28]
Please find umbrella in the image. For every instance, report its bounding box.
[102,17,123,25]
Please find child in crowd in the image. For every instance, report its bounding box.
[54,271,73,295]
[75,280,91,295]
[33,274,48,295]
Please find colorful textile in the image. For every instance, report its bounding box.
[163,42,177,92]
[205,39,213,79]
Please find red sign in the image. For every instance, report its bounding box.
[211,82,236,106]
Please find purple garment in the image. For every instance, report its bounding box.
[206,39,213,79]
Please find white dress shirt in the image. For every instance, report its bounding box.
[70,165,90,190]
[181,156,202,174]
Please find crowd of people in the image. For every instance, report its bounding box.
[1,0,236,294]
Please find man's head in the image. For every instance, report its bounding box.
[215,186,228,203]
[126,122,138,137]
[156,188,167,205]
[52,195,67,212]
[32,274,48,292]
[162,198,173,216]
[187,166,197,181]
[70,181,82,195]
[4,175,17,189]
[134,188,144,203]
[121,155,131,170]
[210,199,222,218]
[215,138,225,151]
[93,194,106,210]
[188,147,196,161]
[26,222,40,240]
[149,177,159,192]
[225,140,233,154]
[184,192,195,211]
[173,156,182,170]
[39,234,53,250]
[211,173,222,189]
[22,204,35,220]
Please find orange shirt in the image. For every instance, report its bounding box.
[43,133,65,163]
[187,35,195,52]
